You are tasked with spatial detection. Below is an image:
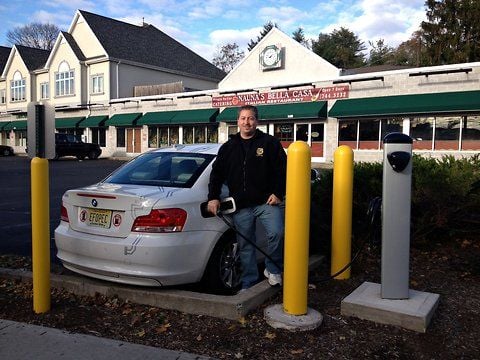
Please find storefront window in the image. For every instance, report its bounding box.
[296,124,308,141]
[358,120,380,150]
[194,125,206,143]
[14,130,27,147]
[462,115,480,150]
[159,127,169,147]
[169,126,179,145]
[381,118,403,141]
[410,117,433,150]
[116,128,125,147]
[227,125,238,138]
[274,123,294,148]
[207,125,218,143]
[338,120,357,149]
[183,126,194,144]
[311,123,324,157]
[435,116,460,150]
[148,127,158,148]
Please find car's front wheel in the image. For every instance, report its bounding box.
[203,233,241,294]
[3,148,11,156]
[88,150,98,160]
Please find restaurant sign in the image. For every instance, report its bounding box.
[212,85,349,107]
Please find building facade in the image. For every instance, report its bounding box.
[0,16,479,163]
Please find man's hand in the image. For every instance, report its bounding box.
[266,194,281,206]
[207,199,220,215]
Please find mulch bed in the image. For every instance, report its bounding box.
[1,238,479,359]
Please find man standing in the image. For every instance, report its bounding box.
[207,105,287,290]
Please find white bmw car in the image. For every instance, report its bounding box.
[54,144,244,293]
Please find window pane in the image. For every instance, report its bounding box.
[274,123,293,149]
[92,129,99,144]
[169,127,179,145]
[183,126,193,144]
[381,118,402,140]
[296,124,308,141]
[99,128,106,147]
[462,115,480,150]
[338,120,357,149]
[159,127,168,147]
[194,125,205,143]
[311,123,324,157]
[411,117,433,150]
[435,116,460,150]
[117,128,125,147]
[148,126,158,148]
[207,125,218,143]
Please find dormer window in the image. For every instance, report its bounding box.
[10,71,26,102]
[55,61,75,96]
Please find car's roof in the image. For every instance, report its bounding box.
[149,143,222,155]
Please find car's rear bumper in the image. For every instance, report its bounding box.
[54,222,221,286]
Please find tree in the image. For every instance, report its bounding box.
[212,43,245,73]
[421,0,480,65]
[247,22,278,51]
[368,39,394,66]
[311,27,366,68]
[292,27,310,48]
[391,31,428,66]
[7,22,60,50]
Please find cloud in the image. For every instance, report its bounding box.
[33,10,72,28]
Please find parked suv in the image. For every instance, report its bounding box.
[54,133,102,160]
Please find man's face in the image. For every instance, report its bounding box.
[237,109,258,139]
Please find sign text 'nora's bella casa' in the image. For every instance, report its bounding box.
[212,85,350,107]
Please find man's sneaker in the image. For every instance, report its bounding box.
[264,269,282,286]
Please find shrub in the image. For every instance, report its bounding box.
[309,154,480,252]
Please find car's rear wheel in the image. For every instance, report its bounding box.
[88,150,98,160]
[203,234,241,294]
[76,154,85,160]
[3,149,11,156]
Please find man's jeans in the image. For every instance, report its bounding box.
[232,203,284,289]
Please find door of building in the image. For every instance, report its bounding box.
[295,123,324,159]
[126,128,141,153]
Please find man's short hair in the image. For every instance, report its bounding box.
[237,105,258,120]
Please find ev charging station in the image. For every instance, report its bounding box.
[341,133,440,332]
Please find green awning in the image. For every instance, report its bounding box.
[170,108,219,124]
[217,102,327,122]
[4,120,27,130]
[137,111,178,125]
[0,122,11,131]
[217,107,238,122]
[55,117,85,129]
[329,90,480,118]
[78,115,108,128]
[104,113,142,126]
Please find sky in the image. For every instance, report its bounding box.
[0,0,427,63]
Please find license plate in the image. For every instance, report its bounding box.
[81,208,112,228]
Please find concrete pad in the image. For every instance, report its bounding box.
[264,304,323,331]
[341,281,440,332]
[0,254,323,321]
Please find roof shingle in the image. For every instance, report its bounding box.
[15,45,50,71]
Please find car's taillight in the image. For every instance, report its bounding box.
[131,208,187,233]
[61,204,69,222]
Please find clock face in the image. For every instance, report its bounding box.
[263,48,278,66]
[261,45,281,68]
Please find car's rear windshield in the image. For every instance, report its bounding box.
[104,152,215,188]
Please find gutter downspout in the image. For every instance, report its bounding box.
[116,61,121,99]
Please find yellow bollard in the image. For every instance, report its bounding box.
[284,141,311,315]
[31,157,51,313]
[331,145,354,279]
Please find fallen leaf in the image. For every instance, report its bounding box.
[238,317,247,326]
[155,323,171,334]
[228,324,236,331]
[290,349,304,354]
[234,353,243,359]
[196,334,202,341]
[265,331,276,339]
[308,283,317,290]
[136,329,145,337]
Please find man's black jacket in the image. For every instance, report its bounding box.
[208,130,287,209]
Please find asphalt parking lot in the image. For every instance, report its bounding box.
[0,155,127,258]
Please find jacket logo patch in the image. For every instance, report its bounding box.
[256,147,264,157]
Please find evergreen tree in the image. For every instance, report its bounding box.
[292,27,310,48]
[247,22,278,51]
[368,39,394,66]
[312,27,366,68]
